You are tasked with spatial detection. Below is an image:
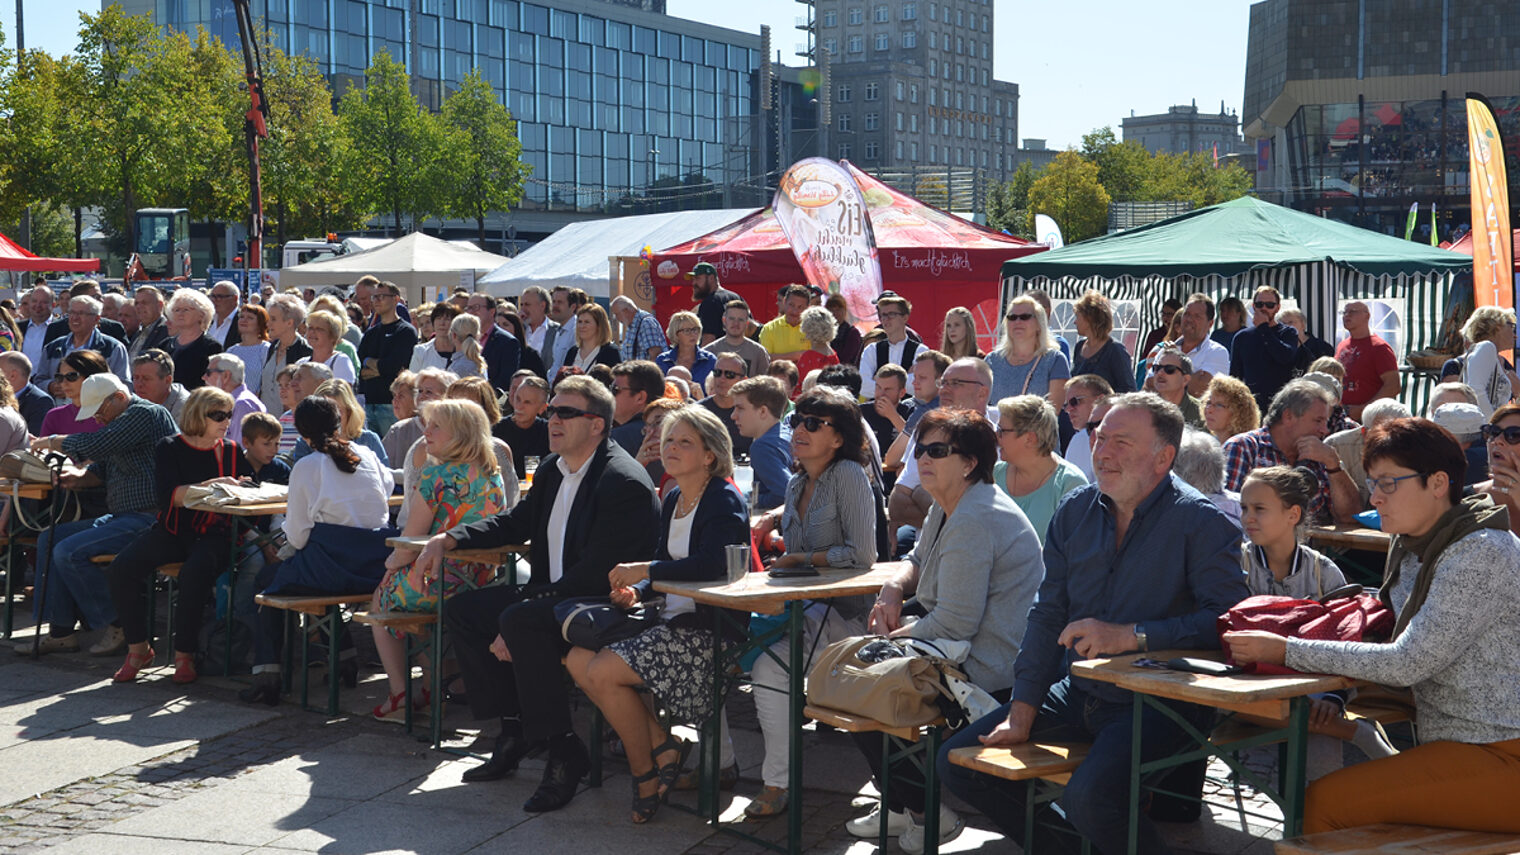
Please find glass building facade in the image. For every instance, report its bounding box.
[119,0,766,214]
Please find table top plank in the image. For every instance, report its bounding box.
[1306,524,1391,553]
[0,479,53,501]
[186,493,405,516]
[652,564,898,615]
[1071,650,1356,714]
[386,535,527,565]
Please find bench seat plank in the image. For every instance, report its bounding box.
[946,743,1090,784]
[255,592,373,617]
[1276,822,1520,855]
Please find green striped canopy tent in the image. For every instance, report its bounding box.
[1000,196,1474,412]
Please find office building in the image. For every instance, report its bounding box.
[1122,102,1246,157]
[808,0,1019,206]
[1241,0,1520,237]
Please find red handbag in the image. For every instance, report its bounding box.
[1218,593,1395,674]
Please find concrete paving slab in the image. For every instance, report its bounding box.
[0,731,196,806]
[94,694,279,741]
[461,786,717,855]
[266,801,518,854]
[218,735,448,802]
[105,789,355,847]
[38,831,253,854]
[0,660,105,701]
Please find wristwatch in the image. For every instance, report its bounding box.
[1133,624,1148,652]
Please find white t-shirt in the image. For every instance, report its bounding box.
[661,508,696,619]
[1066,428,1094,480]
[897,405,998,491]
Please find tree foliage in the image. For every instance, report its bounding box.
[1080,128,1153,204]
[985,160,1035,237]
[1026,152,1111,243]
[437,71,528,242]
[339,51,441,236]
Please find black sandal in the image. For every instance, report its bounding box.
[630,768,661,823]
[651,737,692,798]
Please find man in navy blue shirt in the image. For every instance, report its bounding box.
[938,392,1248,855]
[1228,286,1300,413]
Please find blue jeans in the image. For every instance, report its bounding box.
[937,677,1214,855]
[364,404,396,439]
[37,512,156,636]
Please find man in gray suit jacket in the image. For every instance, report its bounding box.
[519,286,560,380]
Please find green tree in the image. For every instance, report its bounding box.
[1145,151,1254,207]
[1080,127,1151,203]
[1026,151,1111,243]
[28,204,77,258]
[0,47,75,234]
[340,51,440,235]
[984,160,1038,236]
[437,71,528,243]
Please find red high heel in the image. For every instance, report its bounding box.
[112,647,155,683]
[171,653,198,684]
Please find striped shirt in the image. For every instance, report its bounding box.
[781,459,878,569]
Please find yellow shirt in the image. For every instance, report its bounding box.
[759,317,809,356]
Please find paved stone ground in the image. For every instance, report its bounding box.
[0,611,1356,855]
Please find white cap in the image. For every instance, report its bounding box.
[76,373,128,420]
[1299,371,1343,402]
[1432,402,1486,440]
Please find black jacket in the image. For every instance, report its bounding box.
[452,439,660,599]
[15,383,52,435]
[480,325,522,393]
[129,316,173,357]
[638,477,753,640]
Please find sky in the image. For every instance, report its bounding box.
[2,0,1257,151]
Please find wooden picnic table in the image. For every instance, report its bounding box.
[1305,523,1392,553]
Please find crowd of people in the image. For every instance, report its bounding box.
[6,267,1519,852]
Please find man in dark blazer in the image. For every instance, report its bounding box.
[465,293,522,393]
[44,281,126,345]
[518,286,559,380]
[127,286,173,360]
[419,375,659,813]
[0,353,52,435]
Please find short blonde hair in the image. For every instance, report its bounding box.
[167,289,214,333]
[665,310,701,342]
[313,378,366,439]
[305,310,345,343]
[390,369,418,397]
[181,385,235,437]
[661,404,735,481]
[419,398,499,475]
[1308,356,1345,381]
[308,295,350,333]
[1464,305,1512,346]
[996,394,1059,456]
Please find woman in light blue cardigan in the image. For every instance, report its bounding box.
[848,406,1046,851]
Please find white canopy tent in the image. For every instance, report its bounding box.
[276,232,510,305]
[478,208,753,299]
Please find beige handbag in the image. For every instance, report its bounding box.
[0,449,54,483]
[805,636,963,728]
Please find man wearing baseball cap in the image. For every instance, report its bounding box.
[687,262,740,346]
[20,373,178,657]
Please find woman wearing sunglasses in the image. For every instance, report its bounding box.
[41,349,111,436]
[1227,418,1520,838]
[849,407,1045,850]
[105,385,254,684]
[1476,404,1520,536]
[745,386,879,818]
[986,295,1070,406]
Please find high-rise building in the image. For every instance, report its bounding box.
[1242,0,1520,237]
[116,0,787,244]
[808,0,1018,208]
[1122,102,1245,157]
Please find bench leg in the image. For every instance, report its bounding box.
[879,732,893,851]
[325,605,342,717]
[589,707,603,787]
[298,614,312,711]
[923,726,940,855]
[2,537,15,640]
[279,609,293,695]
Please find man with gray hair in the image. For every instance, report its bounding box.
[203,353,267,444]
[207,280,243,348]
[1174,428,1241,527]
[889,357,996,538]
[1222,378,1360,523]
[38,295,129,392]
[940,391,1247,854]
[1432,402,1490,488]
[609,295,664,363]
[1327,397,1413,507]
[129,286,172,360]
[130,350,189,425]
[1426,381,1480,416]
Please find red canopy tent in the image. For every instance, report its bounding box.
[647,163,1043,353]
[1441,229,1520,272]
[0,231,99,273]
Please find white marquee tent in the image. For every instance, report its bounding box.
[276,232,510,305]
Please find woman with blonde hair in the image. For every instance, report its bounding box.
[656,310,717,388]
[309,293,361,351]
[166,288,224,389]
[794,306,840,383]
[1071,290,1136,394]
[563,303,620,378]
[292,378,388,464]
[383,370,422,467]
[940,306,983,360]
[298,311,358,385]
[397,376,519,529]
[986,294,1070,404]
[372,398,507,721]
[1202,374,1261,444]
[447,312,487,379]
[1461,305,1517,416]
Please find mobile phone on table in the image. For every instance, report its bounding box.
[769,564,820,578]
[1166,657,1243,676]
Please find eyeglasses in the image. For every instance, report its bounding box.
[1005,312,1034,322]
[1153,364,1187,376]
[1482,424,1520,445]
[54,371,82,382]
[913,441,961,459]
[939,377,986,389]
[1253,301,1278,309]
[878,311,906,320]
[210,293,238,301]
[610,383,630,396]
[1063,394,1091,410]
[1084,420,1103,432]
[995,425,1020,437]
[1366,472,1425,496]
[202,368,226,376]
[206,410,234,423]
[675,327,699,335]
[546,405,596,421]
[788,412,834,432]
[713,369,746,380]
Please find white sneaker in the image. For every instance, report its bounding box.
[898,804,965,855]
[88,625,126,657]
[845,802,911,838]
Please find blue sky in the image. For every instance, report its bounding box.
[3,1,1256,150]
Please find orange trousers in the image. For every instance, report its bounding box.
[1304,735,1520,834]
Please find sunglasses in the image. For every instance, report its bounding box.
[913,441,961,459]
[1482,424,1520,444]
[788,412,834,432]
[1154,364,1187,376]
[712,368,746,380]
[1063,394,1090,410]
[546,405,596,421]
[206,410,234,423]
[54,371,82,382]
[1085,420,1103,432]
[1005,312,1035,322]
[1253,301,1278,309]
